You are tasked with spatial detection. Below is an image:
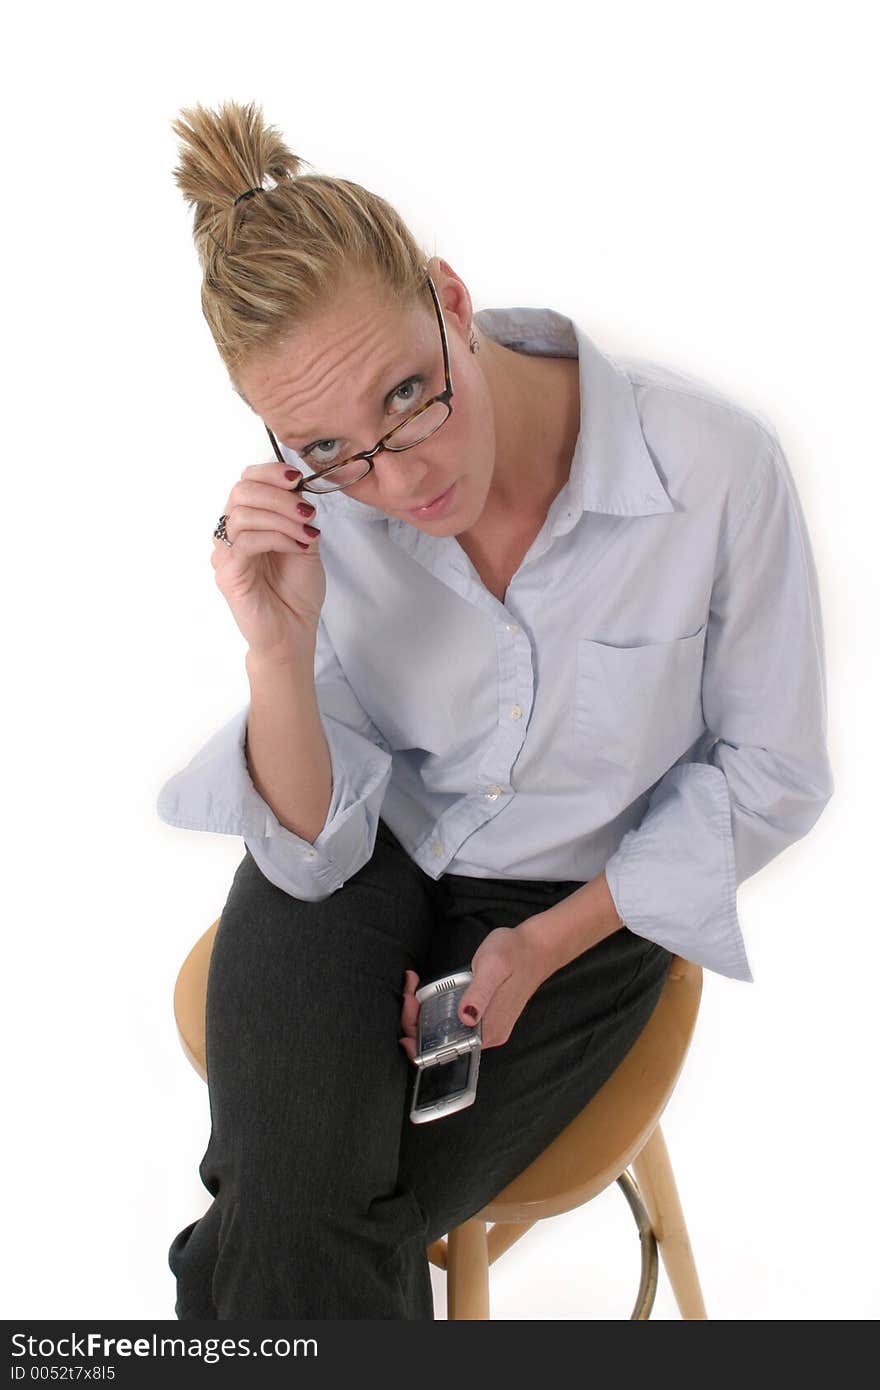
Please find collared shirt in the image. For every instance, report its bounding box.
[156,303,834,983]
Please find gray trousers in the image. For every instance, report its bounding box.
[169,816,673,1319]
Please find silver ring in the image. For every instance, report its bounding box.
[213,514,233,547]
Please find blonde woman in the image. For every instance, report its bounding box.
[158,100,833,1319]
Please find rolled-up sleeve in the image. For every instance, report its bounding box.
[603,428,835,982]
[156,616,393,899]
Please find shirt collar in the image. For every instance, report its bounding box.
[309,304,675,524]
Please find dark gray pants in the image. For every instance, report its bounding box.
[169,817,673,1319]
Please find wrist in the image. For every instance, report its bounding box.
[246,634,316,677]
[518,872,625,976]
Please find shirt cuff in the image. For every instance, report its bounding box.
[603,762,754,983]
[156,704,393,899]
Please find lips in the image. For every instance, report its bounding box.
[403,479,459,519]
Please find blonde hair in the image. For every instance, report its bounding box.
[170,99,432,390]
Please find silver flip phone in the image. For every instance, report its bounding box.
[409,970,482,1124]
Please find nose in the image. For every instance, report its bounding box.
[372,448,433,504]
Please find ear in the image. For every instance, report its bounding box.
[429,257,474,346]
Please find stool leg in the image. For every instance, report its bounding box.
[446,1218,490,1319]
[631,1122,708,1319]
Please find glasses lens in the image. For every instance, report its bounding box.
[385,400,450,451]
[305,458,373,492]
[304,401,451,492]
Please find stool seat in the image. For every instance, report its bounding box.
[174,921,707,1319]
[173,920,216,1084]
[479,954,701,1222]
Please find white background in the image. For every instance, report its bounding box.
[4,0,876,1323]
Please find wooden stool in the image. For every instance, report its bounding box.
[173,921,707,1320]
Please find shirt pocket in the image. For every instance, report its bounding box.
[573,622,708,790]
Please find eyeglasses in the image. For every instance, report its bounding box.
[264,272,454,495]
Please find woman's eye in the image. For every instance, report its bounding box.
[302,377,426,463]
[390,376,426,413]
[304,439,341,464]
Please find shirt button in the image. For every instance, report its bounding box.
[484,785,503,799]
[505,622,520,633]
[305,849,316,858]
[432,841,444,858]
[509,705,523,719]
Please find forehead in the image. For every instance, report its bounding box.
[239,279,433,418]
[283,277,413,349]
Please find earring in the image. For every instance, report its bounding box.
[469,330,480,354]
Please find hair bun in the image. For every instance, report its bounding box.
[171,99,305,244]
[170,98,431,384]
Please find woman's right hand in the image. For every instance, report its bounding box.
[211,459,326,659]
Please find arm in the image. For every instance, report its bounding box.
[601,427,834,981]
[244,638,333,845]
[156,614,393,899]
[521,427,834,984]
[517,870,625,976]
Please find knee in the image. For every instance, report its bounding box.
[220,1152,428,1265]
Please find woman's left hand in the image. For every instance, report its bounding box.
[398,922,551,1059]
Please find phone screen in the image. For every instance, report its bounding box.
[414,1054,471,1105]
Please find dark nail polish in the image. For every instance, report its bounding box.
[297,502,316,517]
[303,524,321,537]
[284,468,300,481]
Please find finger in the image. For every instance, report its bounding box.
[401,1011,418,1042]
[211,528,314,563]
[240,459,307,491]
[400,970,420,1033]
[458,955,510,1025]
[219,466,315,534]
[213,503,320,552]
[400,969,420,1036]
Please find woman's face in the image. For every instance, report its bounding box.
[237,258,499,533]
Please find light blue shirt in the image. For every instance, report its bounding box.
[156,303,834,983]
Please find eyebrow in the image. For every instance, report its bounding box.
[287,362,419,446]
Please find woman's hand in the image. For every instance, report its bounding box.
[398,970,422,1064]
[398,923,552,1060]
[211,459,327,660]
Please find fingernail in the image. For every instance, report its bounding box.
[463,1005,478,1021]
[303,524,321,537]
[284,468,300,481]
[297,502,316,517]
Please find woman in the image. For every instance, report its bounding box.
[158,100,833,1319]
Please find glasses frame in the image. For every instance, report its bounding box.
[263,272,454,496]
